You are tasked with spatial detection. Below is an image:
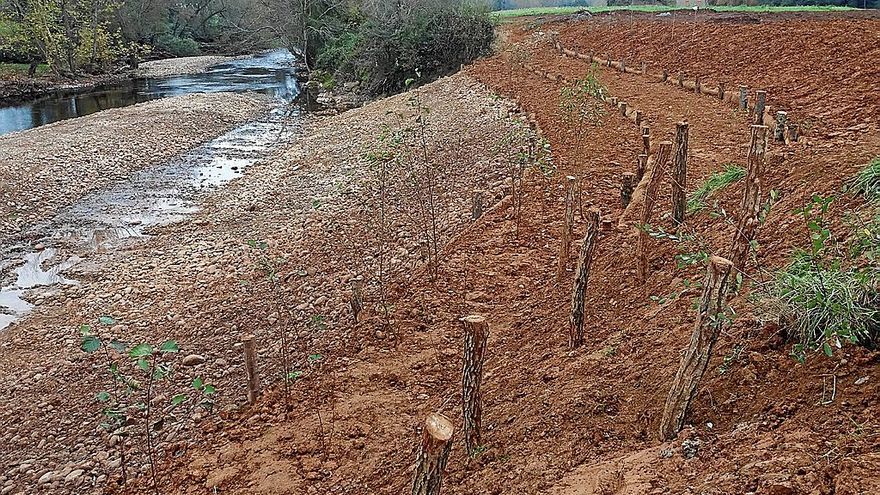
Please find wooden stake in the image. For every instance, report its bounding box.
[787,124,799,143]
[754,90,766,125]
[640,62,646,75]
[718,82,725,100]
[677,72,684,87]
[619,101,628,117]
[659,256,734,440]
[662,70,668,82]
[729,125,768,278]
[620,59,626,73]
[461,315,489,456]
[472,191,484,220]
[738,85,748,111]
[569,209,600,350]
[242,335,259,404]
[350,277,364,323]
[635,110,643,127]
[621,172,636,208]
[636,154,648,182]
[774,111,788,142]
[671,121,689,226]
[412,413,454,495]
[637,142,673,282]
[556,176,577,281]
[694,77,701,94]
[641,127,651,156]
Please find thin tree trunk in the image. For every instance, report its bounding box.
[242,335,260,404]
[556,176,577,281]
[671,122,689,226]
[729,125,768,278]
[637,142,673,282]
[659,256,734,441]
[569,208,601,349]
[412,413,454,495]
[461,315,489,456]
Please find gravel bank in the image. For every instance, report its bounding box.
[0,92,272,244]
[0,72,524,494]
[136,55,250,78]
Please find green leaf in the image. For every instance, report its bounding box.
[79,324,92,336]
[202,384,216,395]
[137,358,150,372]
[823,342,833,357]
[171,394,188,406]
[81,335,101,353]
[96,391,111,403]
[99,316,115,326]
[308,353,323,363]
[159,340,180,353]
[192,377,204,390]
[287,370,304,380]
[129,343,153,358]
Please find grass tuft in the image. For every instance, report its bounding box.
[687,164,746,214]
[851,157,880,202]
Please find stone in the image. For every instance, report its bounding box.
[182,354,206,366]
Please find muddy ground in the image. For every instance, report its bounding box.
[0,10,878,495]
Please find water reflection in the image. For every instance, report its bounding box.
[0,49,300,136]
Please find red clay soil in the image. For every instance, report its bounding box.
[151,13,880,495]
[546,11,880,135]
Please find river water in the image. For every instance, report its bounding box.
[0,49,300,136]
[0,49,303,330]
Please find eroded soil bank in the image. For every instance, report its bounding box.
[0,10,878,495]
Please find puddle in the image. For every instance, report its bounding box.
[0,100,301,330]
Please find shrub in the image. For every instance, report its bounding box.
[770,253,879,361]
[154,34,201,57]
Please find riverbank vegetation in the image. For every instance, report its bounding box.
[0,0,494,98]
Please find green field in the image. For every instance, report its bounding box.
[491,4,859,19]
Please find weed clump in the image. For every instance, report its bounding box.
[687,164,746,213]
[851,157,880,201]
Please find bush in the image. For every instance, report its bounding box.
[154,34,201,57]
[770,253,879,360]
[318,3,494,95]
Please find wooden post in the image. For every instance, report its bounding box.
[718,82,725,100]
[671,121,689,226]
[619,101,628,117]
[640,62,646,75]
[636,154,648,182]
[635,110,643,127]
[472,191,483,220]
[569,209,600,350]
[350,277,364,323]
[641,127,651,156]
[621,172,636,208]
[774,111,788,142]
[556,176,577,281]
[754,90,766,125]
[729,125,768,278]
[786,124,799,143]
[694,77,701,94]
[738,85,748,111]
[637,142,673,282]
[242,335,259,404]
[412,413,454,495]
[659,256,734,441]
[677,72,684,87]
[461,315,489,456]
[662,69,668,82]
[611,96,618,107]
[620,59,626,73]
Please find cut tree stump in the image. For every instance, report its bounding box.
[412,413,454,495]
[637,153,648,182]
[569,208,601,349]
[637,142,673,282]
[659,256,734,441]
[738,85,748,111]
[461,315,489,456]
[242,335,260,404]
[774,111,788,142]
[754,90,767,125]
[557,176,578,281]
[621,172,636,208]
[641,127,651,156]
[729,125,768,278]
[671,121,689,226]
